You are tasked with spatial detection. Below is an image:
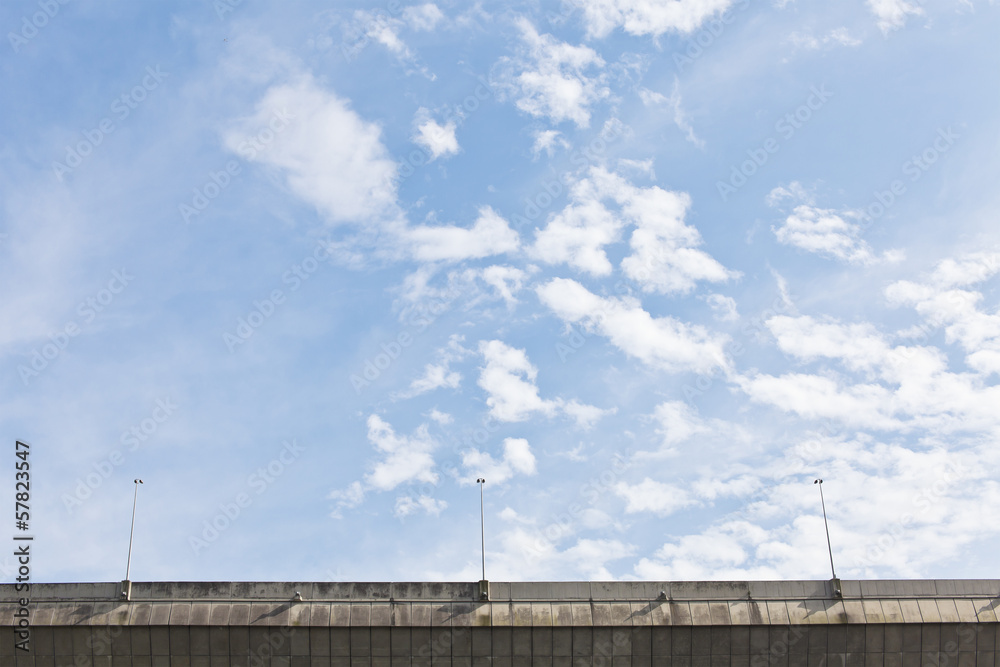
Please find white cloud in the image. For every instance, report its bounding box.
[788,28,862,49]
[478,265,529,308]
[631,434,1000,580]
[428,409,453,425]
[536,278,731,374]
[224,75,400,226]
[329,415,441,517]
[767,315,892,373]
[397,363,461,399]
[394,494,447,518]
[614,477,695,516]
[412,108,460,160]
[885,251,1000,375]
[407,206,519,262]
[531,129,570,157]
[478,340,561,422]
[402,3,445,31]
[868,0,924,34]
[652,400,711,449]
[461,437,538,484]
[567,0,736,38]
[531,167,736,293]
[767,184,901,265]
[364,414,439,490]
[640,80,704,148]
[531,200,622,275]
[705,293,739,321]
[497,18,609,127]
[477,340,610,427]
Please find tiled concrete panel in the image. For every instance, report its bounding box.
[749,627,769,656]
[190,626,210,655]
[533,605,554,628]
[630,603,653,626]
[611,604,633,627]
[897,602,922,624]
[709,627,730,655]
[513,604,533,628]
[372,627,392,656]
[708,603,730,626]
[729,627,749,655]
[729,602,751,626]
[918,600,943,624]
[552,628,572,656]
[149,625,170,655]
[394,604,413,628]
[533,628,554,656]
[453,604,475,629]
[573,627,594,657]
[430,627,452,656]
[649,627,670,657]
[921,624,941,653]
[571,604,593,627]
[786,601,811,625]
[611,627,632,656]
[512,628,533,656]
[649,602,670,627]
[411,627,432,658]
[493,627,512,656]
[842,602,867,625]
[354,604,374,627]
[765,602,790,626]
[670,603,692,626]
[472,627,492,657]
[493,604,512,628]
[865,625,884,654]
[412,605,433,627]
[879,602,903,624]
[229,603,251,627]
[670,626,693,659]
[473,604,491,629]
[592,604,613,627]
[208,625,229,655]
[331,627,351,656]
[747,601,768,625]
[689,604,713,627]
[691,625,712,656]
[972,601,998,624]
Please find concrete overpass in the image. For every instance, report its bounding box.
[2,579,998,666]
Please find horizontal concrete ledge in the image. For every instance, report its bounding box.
[1,581,997,630]
[3,580,999,603]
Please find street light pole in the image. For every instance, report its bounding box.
[814,479,836,579]
[476,478,489,600]
[126,479,143,582]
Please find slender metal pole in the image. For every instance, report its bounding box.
[477,478,486,581]
[814,479,836,579]
[126,479,143,581]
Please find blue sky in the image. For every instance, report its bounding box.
[2,0,999,584]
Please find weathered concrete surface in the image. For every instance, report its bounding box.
[1,580,997,666]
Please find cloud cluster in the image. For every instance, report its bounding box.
[567,0,736,38]
[767,184,901,265]
[496,19,609,127]
[532,167,737,293]
[477,340,611,428]
[536,278,731,374]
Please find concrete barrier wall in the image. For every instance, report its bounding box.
[1,581,997,666]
